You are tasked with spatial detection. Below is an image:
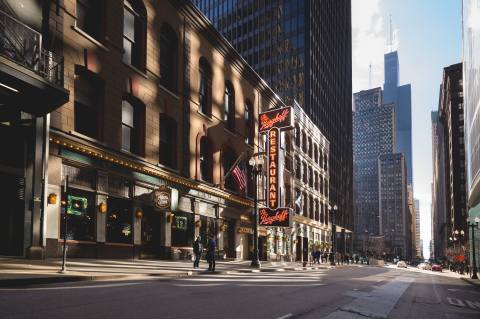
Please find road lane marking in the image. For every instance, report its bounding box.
[447,297,465,307]
[275,313,293,319]
[465,300,480,310]
[173,283,225,287]
[0,282,143,291]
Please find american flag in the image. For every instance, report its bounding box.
[231,160,247,191]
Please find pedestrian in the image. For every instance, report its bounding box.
[310,250,315,266]
[315,250,321,264]
[206,236,216,271]
[355,254,359,264]
[193,236,202,268]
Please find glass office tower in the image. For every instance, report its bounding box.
[383,51,413,187]
[193,0,353,233]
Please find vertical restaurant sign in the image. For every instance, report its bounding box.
[258,106,294,227]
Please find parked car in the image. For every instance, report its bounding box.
[431,264,443,272]
[418,263,432,270]
[397,261,407,268]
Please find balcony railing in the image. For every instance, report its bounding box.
[0,9,64,86]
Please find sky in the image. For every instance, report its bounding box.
[352,0,463,258]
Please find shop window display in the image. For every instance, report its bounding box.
[106,198,133,244]
[171,212,194,247]
[61,188,95,241]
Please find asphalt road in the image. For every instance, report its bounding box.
[0,265,479,319]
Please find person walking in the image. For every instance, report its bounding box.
[206,236,216,272]
[193,236,202,268]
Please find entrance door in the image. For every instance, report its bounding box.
[296,236,302,261]
[0,172,24,256]
[302,237,309,262]
[141,207,161,258]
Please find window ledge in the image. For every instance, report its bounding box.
[123,62,148,79]
[71,25,110,52]
[196,110,213,122]
[120,149,146,162]
[157,162,181,175]
[69,130,108,147]
[158,83,180,100]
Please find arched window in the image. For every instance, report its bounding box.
[199,58,212,116]
[303,162,308,184]
[314,171,319,190]
[122,95,145,156]
[302,192,308,217]
[284,184,291,207]
[159,114,177,169]
[222,147,237,192]
[199,136,212,183]
[314,144,319,164]
[309,195,314,219]
[123,0,146,70]
[74,65,103,140]
[302,131,307,153]
[295,157,301,180]
[295,124,301,147]
[308,137,313,158]
[160,24,178,91]
[224,81,235,131]
[295,189,301,214]
[245,99,254,145]
[308,167,313,188]
[320,202,324,224]
[315,200,320,221]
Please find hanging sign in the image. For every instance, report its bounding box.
[152,185,178,211]
[258,106,294,227]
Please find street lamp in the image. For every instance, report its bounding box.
[249,156,263,268]
[468,216,479,279]
[330,204,338,265]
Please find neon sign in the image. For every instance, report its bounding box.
[258,106,294,227]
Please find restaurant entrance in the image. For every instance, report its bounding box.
[141,207,162,258]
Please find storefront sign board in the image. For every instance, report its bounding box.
[152,185,178,211]
[259,106,294,228]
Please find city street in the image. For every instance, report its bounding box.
[0,266,479,319]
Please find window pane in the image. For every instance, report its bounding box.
[60,188,95,241]
[123,38,133,65]
[122,124,131,151]
[106,198,133,244]
[124,8,135,40]
[122,100,134,127]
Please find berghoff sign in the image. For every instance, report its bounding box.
[258,106,294,227]
[152,185,179,211]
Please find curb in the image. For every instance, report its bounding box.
[461,277,480,289]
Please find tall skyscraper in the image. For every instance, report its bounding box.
[378,153,410,259]
[353,88,395,241]
[193,0,354,233]
[439,63,467,244]
[463,0,480,272]
[431,110,447,259]
[414,199,421,258]
[383,51,413,186]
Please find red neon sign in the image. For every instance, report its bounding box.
[259,107,293,133]
[258,208,291,227]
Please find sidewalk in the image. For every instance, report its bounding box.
[0,257,334,287]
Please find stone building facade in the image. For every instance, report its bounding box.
[41,0,286,260]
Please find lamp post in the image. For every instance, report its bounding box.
[468,217,479,279]
[249,156,263,268]
[330,204,338,265]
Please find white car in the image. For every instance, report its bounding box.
[397,261,407,268]
[417,263,432,270]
